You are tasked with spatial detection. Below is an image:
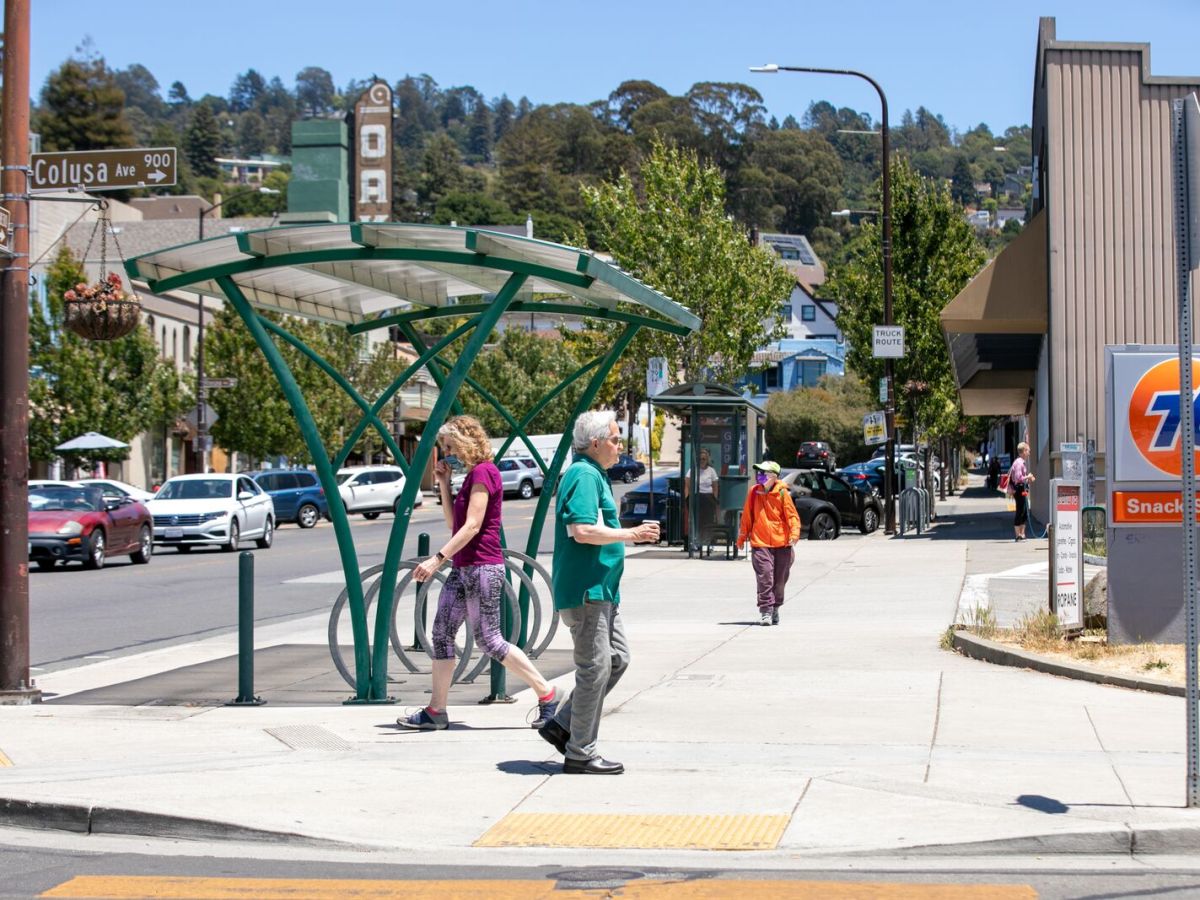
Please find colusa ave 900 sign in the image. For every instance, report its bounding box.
[30,147,176,192]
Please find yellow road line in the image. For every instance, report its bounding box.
[475,812,790,850]
[42,876,1038,900]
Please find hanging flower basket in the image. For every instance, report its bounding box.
[63,272,141,341]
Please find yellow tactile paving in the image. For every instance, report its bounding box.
[42,876,1038,899]
[475,812,791,850]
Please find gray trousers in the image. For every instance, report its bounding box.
[552,601,630,761]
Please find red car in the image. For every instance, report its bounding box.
[27,484,153,570]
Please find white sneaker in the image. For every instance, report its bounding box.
[760,612,772,626]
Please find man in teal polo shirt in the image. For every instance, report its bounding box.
[538,410,659,774]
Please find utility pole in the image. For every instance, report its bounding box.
[0,0,40,703]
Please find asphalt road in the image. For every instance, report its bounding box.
[27,484,644,673]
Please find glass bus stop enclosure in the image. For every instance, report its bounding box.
[651,384,766,559]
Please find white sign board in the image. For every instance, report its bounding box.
[646,357,669,398]
[879,377,888,404]
[1052,479,1084,631]
[863,411,887,446]
[872,325,905,358]
[1060,441,1083,483]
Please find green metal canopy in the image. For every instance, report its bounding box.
[126,223,698,703]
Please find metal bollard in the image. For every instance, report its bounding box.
[228,551,265,706]
[410,533,430,651]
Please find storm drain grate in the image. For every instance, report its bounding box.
[475,813,790,850]
[264,725,354,751]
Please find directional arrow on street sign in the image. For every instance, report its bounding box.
[30,147,177,193]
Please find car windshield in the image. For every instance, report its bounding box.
[155,478,233,500]
[29,487,100,511]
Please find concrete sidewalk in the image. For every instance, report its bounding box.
[0,480,1196,865]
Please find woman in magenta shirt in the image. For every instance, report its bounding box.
[1007,441,1036,541]
[398,415,558,732]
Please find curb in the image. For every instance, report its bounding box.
[862,825,1200,857]
[951,631,1184,697]
[0,797,354,848]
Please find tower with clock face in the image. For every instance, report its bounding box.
[352,80,393,223]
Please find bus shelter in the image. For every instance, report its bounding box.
[651,383,766,558]
[127,224,698,702]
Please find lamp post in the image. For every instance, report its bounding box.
[751,63,896,533]
[193,186,279,472]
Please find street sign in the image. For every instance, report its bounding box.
[863,410,887,446]
[0,205,10,255]
[201,377,238,389]
[872,325,905,358]
[184,403,218,429]
[30,147,177,193]
[1051,480,1083,631]
[646,357,669,398]
[879,377,887,404]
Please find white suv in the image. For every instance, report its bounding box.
[336,465,423,519]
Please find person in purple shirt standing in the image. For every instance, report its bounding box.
[398,415,559,731]
[1006,441,1037,541]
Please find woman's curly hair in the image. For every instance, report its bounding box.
[438,415,493,467]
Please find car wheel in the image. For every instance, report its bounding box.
[518,480,534,500]
[223,519,240,552]
[622,471,634,484]
[297,503,319,529]
[393,497,405,516]
[130,525,153,564]
[255,517,274,549]
[84,528,106,569]
[36,559,57,571]
[808,512,837,541]
[859,507,879,535]
[363,511,381,520]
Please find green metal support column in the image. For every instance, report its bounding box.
[334,319,475,469]
[216,277,375,700]
[258,317,408,470]
[394,321,464,418]
[368,274,527,701]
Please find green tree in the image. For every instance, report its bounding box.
[36,55,134,151]
[827,156,986,438]
[582,139,794,386]
[764,373,875,465]
[184,101,221,179]
[950,154,978,207]
[295,66,336,117]
[29,247,188,467]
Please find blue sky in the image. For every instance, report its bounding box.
[31,1,1200,136]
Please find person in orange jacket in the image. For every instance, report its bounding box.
[737,460,801,626]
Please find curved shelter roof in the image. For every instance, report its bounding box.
[125,222,700,333]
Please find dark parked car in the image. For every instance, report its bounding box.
[251,469,329,528]
[769,469,840,540]
[618,472,679,531]
[840,458,925,494]
[795,441,836,472]
[27,484,153,570]
[787,469,882,534]
[608,453,646,483]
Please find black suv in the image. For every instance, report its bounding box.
[795,441,836,472]
[790,469,882,534]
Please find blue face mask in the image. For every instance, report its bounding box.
[755,472,769,486]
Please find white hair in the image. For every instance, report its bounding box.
[572,410,617,451]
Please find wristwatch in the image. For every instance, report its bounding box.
[435,551,447,562]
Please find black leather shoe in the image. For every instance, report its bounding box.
[563,756,624,775]
[538,719,569,755]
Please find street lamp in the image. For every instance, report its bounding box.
[193,186,279,472]
[751,62,897,534]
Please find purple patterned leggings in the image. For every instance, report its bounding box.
[430,564,511,662]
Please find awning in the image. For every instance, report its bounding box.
[941,212,1047,416]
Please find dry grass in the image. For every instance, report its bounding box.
[989,627,1193,685]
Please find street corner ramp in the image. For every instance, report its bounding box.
[475,812,790,850]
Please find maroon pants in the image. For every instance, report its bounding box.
[751,545,794,612]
